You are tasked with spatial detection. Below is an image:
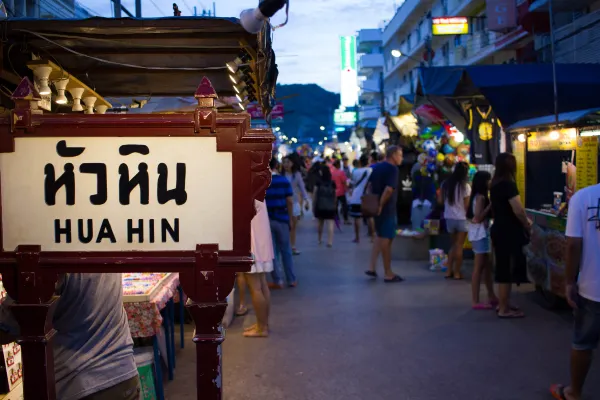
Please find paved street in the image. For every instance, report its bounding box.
[166,220,600,400]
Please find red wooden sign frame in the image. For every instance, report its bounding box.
[0,77,274,399]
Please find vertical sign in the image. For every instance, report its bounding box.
[486,0,517,32]
[340,36,359,108]
[576,136,598,192]
[513,138,526,204]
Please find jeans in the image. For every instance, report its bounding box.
[270,219,296,285]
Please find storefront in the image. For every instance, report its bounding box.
[507,109,600,306]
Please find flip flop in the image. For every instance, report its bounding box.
[365,271,377,278]
[496,305,521,312]
[244,324,270,333]
[444,275,454,279]
[384,275,405,283]
[550,384,569,400]
[497,310,525,319]
[472,303,494,310]
[235,305,248,316]
[243,328,269,338]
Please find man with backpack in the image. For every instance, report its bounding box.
[265,158,297,288]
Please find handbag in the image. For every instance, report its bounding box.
[361,182,379,217]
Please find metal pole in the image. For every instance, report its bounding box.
[113,0,121,17]
[379,71,385,117]
[135,0,141,17]
[548,0,559,126]
[213,1,216,17]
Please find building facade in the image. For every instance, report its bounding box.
[5,0,94,18]
[356,28,384,127]
[381,0,535,112]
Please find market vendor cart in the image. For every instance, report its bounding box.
[0,16,278,400]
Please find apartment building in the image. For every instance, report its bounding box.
[381,0,533,112]
[356,28,384,128]
[6,0,94,18]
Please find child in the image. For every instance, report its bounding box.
[467,171,499,309]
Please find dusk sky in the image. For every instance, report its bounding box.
[80,0,398,93]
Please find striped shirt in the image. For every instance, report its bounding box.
[265,173,294,223]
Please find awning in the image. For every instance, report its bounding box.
[506,108,600,131]
[417,64,600,128]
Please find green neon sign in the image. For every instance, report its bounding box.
[340,36,357,71]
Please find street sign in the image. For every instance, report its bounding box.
[0,137,234,252]
[432,17,470,35]
[334,109,357,126]
[246,102,284,120]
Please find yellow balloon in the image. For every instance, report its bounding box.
[449,138,459,148]
[436,153,445,163]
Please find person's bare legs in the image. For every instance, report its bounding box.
[259,273,271,323]
[368,236,382,273]
[236,273,248,315]
[445,232,457,278]
[317,219,324,244]
[326,220,334,247]
[498,283,512,314]
[368,218,376,242]
[353,218,360,242]
[243,273,269,337]
[380,237,396,279]
[560,349,592,400]
[452,231,467,279]
[471,253,484,305]
[483,259,498,304]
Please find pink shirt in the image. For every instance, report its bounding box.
[330,167,348,197]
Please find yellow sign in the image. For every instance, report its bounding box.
[513,138,526,204]
[527,129,577,152]
[432,17,470,35]
[576,136,598,191]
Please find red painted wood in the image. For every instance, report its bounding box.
[0,77,274,399]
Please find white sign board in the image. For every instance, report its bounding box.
[0,137,233,251]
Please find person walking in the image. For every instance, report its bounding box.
[313,165,337,247]
[331,159,349,225]
[283,155,309,255]
[348,154,373,243]
[365,146,404,282]
[265,157,297,289]
[242,200,274,338]
[467,170,498,309]
[550,180,600,400]
[439,161,471,280]
[490,152,530,319]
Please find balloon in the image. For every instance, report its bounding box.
[463,138,471,146]
[436,153,445,164]
[418,153,428,165]
[441,136,449,145]
[449,137,459,148]
[420,166,428,176]
[429,124,442,132]
[427,162,436,174]
[442,144,454,154]
[433,127,445,138]
[423,139,436,152]
[428,148,438,159]
[457,144,470,157]
[444,153,456,166]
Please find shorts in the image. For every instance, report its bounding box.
[374,216,397,240]
[446,219,467,233]
[573,296,600,351]
[292,202,302,217]
[349,204,362,218]
[471,236,491,254]
[491,232,528,284]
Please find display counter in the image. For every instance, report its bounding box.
[525,209,567,303]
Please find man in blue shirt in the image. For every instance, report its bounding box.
[365,146,404,283]
[265,157,297,288]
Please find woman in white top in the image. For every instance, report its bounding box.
[467,171,498,310]
[348,155,373,243]
[439,162,471,280]
[283,156,309,255]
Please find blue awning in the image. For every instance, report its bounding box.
[417,64,600,128]
[506,108,600,131]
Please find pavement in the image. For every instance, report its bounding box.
[165,220,600,400]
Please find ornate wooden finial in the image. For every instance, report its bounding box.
[194,77,218,134]
[12,77,41,102]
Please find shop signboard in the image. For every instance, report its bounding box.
[0,137,234,252]
[334,109,357,126]
[513,138,526,205]
[486,0,517,32]
[432,17,469,36]
[340,36,358,107]
[575,136,598,192]
[527,129,577,152]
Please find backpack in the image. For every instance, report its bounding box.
[316,182,337,212]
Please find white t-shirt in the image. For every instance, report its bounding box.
[348,167,372,205]
[565,184,600,301]
[443,183,471,220]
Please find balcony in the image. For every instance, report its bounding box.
[360,77,380,94]
[358,53,384,75]
[359,106,381,121]
[382,0,436,45]
[357,29,383,53]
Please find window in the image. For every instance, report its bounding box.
[407,34,412,50]
[403,73,407,83]
[454,35,462,47]
[417,22,423,41]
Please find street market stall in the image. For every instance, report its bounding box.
[506,109,600,306]
[0,15,278,400]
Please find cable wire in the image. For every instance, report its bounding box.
[16,29,243,71]
[148,0,166,16]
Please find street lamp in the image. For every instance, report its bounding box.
[391,49,403,58]
[320,126,325,131]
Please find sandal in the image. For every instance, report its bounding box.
[549,384,570,400]
[495,304,520,312]
[244,324,270,332]
[292,248,301,255]
[365,271,377,278]
[384,275,405,283]
[472,303,494,310]
[243,327,269,338]
[497,310,525,319]
[235,305,248,316]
